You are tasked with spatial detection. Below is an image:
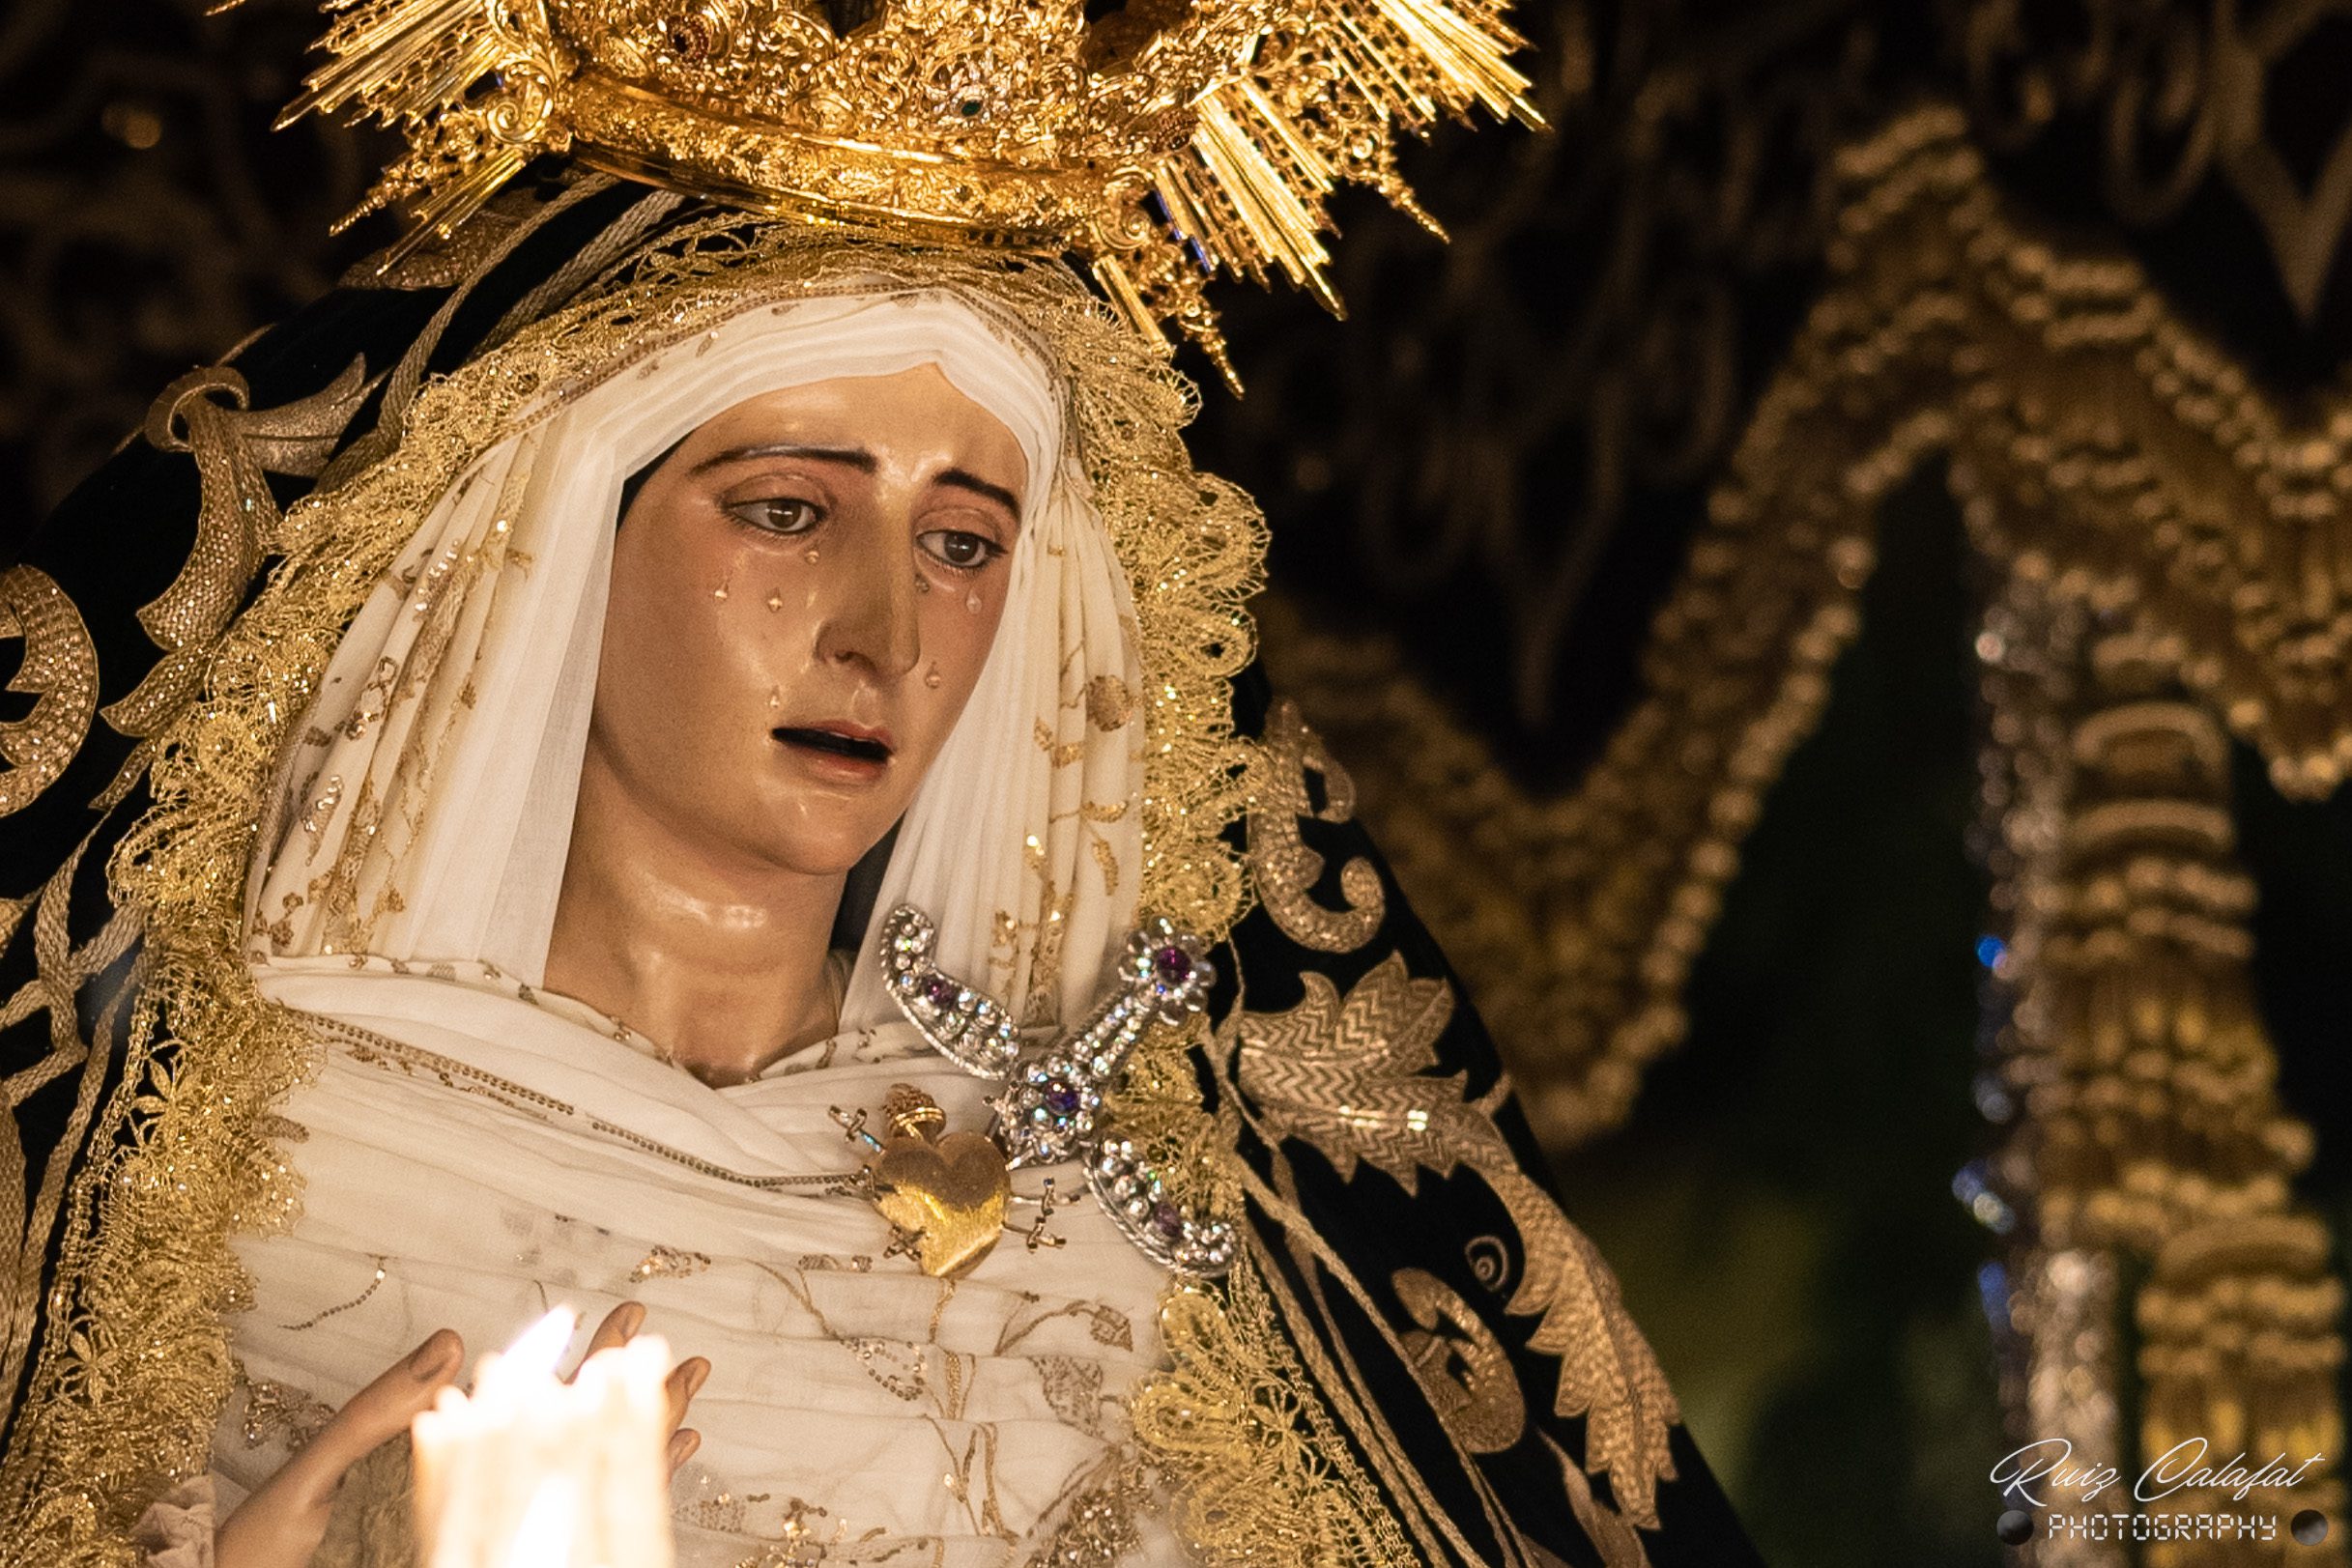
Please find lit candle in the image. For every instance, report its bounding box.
[411,1308,676,1568]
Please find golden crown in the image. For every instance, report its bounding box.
[268,0,1538,377]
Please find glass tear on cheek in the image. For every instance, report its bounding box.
[712,569,732,601]
[913,574,932,594]
[923,663,942,690]
[769,686,782,709]
[766,590,784,612]
[803,547,819,563]
[964,590,983,613]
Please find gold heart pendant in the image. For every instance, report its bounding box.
[867,1087,1012,1278]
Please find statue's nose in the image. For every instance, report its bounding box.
[810,517,923,682]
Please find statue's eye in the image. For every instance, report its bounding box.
[728,498,822,533]
[919,529,1002,571]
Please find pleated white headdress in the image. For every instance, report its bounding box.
[245,289,1145,1033]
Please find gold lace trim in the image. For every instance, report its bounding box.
[0,234,1269,1563]
[1133,1256,1421,1567]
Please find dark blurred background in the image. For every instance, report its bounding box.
[9,2,2352,1563]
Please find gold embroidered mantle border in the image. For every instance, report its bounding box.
[0,235,1270,1563]
[1263,102,2352,1146]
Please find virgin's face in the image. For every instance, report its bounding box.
[590,364,1028,877]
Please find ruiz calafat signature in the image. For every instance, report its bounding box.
[1993,1438,2327,1506]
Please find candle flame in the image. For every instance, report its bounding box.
[507,1477,581,1568]
[496,1306,579,1385]
[413,1304,673,1568]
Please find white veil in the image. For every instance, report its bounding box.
[244,287,1146,1033]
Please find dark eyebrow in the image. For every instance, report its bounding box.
[692,443,1024,520]
[936,467,1023,521]
[690,442,876,474]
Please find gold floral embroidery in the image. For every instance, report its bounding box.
[632,1244,712,1280]
[1033,1354,1109,1438]
[1033,719,1087,767]
[1539,1430,1654,1568]
[0,567,99,820]
[232,1364,334,1452]
[1133,1262,1420,1567]
[1231,953,1681,1529]
[721,1493,885,1566]
[1390,1268,1526,1455]
[1246,698,1384,954]
[1018,1449,1151,1568]
[1082,675,1136,732]
[932,1417,1014,1542]
[756,1265,944,1406]
[104,360,375,741]
[795,1253,874,1272]
[993,1296,1134,1356]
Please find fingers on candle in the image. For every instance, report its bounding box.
[668,1427,702,1476]
[582,1301,647,1365]
[409,1327,461,1380]
[292,1329,465,1500]
[665,1356,710,1430]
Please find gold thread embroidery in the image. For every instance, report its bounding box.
[1082,675,1136,732]
[1033,1355,1109,1439]
[1538,1430,1654,1568]
[1230,953,1681,1529]
[104,360,375,741]
[0,826,151,1416]
[632,1244,713,1280]
[0,567,99,820]
[233,1366,335,1454]
[1390,1267,1526,1455]
[1241,1160,1493,1563]
[1246,698,1384,954]
[1133,1258,1420,1567]
[1018,1448,1151,1568]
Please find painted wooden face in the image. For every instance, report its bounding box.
[591,364,1027,878]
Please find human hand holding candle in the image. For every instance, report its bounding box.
[211,1305,706,1568]
[412,1305,701,1568]
[212,1329,464,1568]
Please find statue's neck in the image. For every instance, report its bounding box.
[541,743,847,1087]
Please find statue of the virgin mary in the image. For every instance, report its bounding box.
[0,4,1764,1565]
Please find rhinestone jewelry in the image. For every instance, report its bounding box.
[879,904,1022,1076]
[880,903,1233,1279]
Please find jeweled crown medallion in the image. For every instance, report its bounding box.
[256,0,1540,379]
